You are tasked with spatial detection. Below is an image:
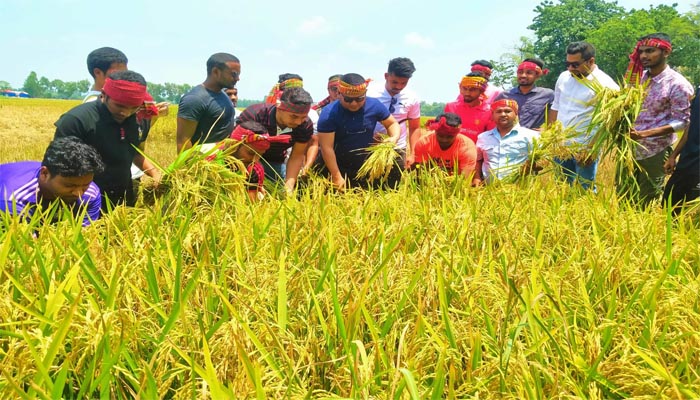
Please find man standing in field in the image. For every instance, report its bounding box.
[317,73,400,189]
[495,58,554,130]
[469,60,503,106]
[444,73,495,145]
[1,137,104,226]
[54,70,161,210]
[623,33,694,206]
[237,87,314,193]
[413,112,477,178]
[473,99,539,185]
[548,41,618,190]
[177,53,240,152]
[367,57,421,171]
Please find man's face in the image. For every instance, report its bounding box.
[517,69,538,87]
[103,96,140,123]
[384,73,409,96]
[276,109,307,129]
[95,62,127,85]
[38,167,94,203]
[340,94,366,112]
[492,106,517,128]
[565,53,594,78]
[234,145,260,166]
[328,85,340,101]
[436,133,456,150]
[460,85,483,104]
[225,88,238,107]
[638,45,668,70]
[217,61,241,89]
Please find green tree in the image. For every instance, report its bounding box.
[0,80,11,90]
[22,71,43,97]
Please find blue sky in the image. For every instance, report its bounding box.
[0,0,693,103]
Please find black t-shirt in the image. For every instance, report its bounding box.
[677,87,699,172]
[54,101,140,196]
[178,85,235,144]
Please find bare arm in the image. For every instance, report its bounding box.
[547,109,558,127]
[303,135,319,174]
[664,126,690,174]
[133,142,163,183]
[318,132,345,189]
[176,117,198,153]
[284,141,307,193]
[406,118,421,167]
[379,115,400,144]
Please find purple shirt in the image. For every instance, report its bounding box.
[635,66,694,160]
[0,161,101,226]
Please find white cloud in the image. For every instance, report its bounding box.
[404,32,434,49]
[298,16,331,35]
[345,38,384,54]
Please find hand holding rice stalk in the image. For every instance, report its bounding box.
[356,135,400,182]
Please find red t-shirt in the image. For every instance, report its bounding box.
[414,133,477,176]
[444,100,495,144]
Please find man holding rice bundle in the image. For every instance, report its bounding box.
[317,73,400,189]
[548,41,618,190]
[623,33,694,206]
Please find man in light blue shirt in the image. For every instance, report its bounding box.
[474,99,539,185]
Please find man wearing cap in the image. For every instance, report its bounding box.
[444,73,496,145]
[54,70,161,210]
[494,58,554,130]
[413,112,477,178]
[237,87,314,193]
[474,99,539,185]
[367,57,421,170]
[1,137,104,227]
[177,53,240,153]
[313,75,342,114]
[469,60,503,105]
[623,33,694,206]
[317,73,400,189]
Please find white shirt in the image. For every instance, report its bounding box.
[551,66,619,145]
[367,82,421,150]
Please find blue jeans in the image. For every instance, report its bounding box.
[555,157,598,191]
[263,162,286,183]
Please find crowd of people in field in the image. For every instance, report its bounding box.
[1,32,698,227]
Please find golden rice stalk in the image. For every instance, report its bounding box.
[356,140,400,182]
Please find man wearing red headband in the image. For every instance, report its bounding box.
[494,58,553,130]
[413,112,477,178]
[177,53,240,153]
[623,33,694,206]
[469,60,503,106]
[474,99,539,185]
[54,70,161,210]
[237,87,314,193]
[444,72,496,145]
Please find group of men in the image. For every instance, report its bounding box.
[1,31,698,227]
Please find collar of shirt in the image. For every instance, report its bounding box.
[487,125,522,140]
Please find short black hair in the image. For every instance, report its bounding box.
[639,32,671,43]
[566,42,596,60]
[86,47,128,78]
[278,73,303,83]
[471,60,493,69]
[238,120,267,135]
[107,70,146,86]
[387,57,416,78]
[206,53,240,75]
[280,87,313,106]
[434,112,461,127]
[467,72,485,79]
[341,73,366,86]
[522,57,545,69]
[42,137,105,177]
[328,74,342,82]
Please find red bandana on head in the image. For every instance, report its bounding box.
[624,38,672,85]
[230,125,292,154]
[136,92,160,121]
[491,99,519,115]
[103,77,147,107]
[277,101,311,115]
[517,61,549,76]
[470,64,492,76]
[427,116,460,136]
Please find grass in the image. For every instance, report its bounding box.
[1,98,699,398]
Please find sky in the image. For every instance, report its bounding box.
[0,0,694,103]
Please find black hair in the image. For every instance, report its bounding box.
[471,60,493,69]
[206,53,240,75]
[42,137,105,177]
[280,87,313,106]
[522,57,545,69]
[238,120,268,135]
[86,47,128,78]
[328,74,342,81]
[107,70,146,86]
[467,72,486,79]
[639,32,671,43]
[341,73,366,86]
[278,73,303,83]
[387,57,416,78]
[434,112,461,127]
[566,42,596,60]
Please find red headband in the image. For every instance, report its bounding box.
[103,77,147,107]
[491,99,519,114]
[427,117,460,136]
[471,64,492,75]
[517,61,549,76]
[277,101,311,115]
[230,125,292,153]
[625,38,672,84]
[136,92,159,121]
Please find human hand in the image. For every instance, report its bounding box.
[664,157,676,175]
[404,154,415,169]
[156,102,170,116]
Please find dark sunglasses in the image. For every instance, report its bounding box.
[343,95,366,103]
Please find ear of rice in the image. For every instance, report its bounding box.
[355,138,400,182]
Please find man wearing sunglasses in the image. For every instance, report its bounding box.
[548,41,618,190]
[177,53,240,153]
[317,73,400,189]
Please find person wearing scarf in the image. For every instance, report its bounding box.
[494,58,554,130]
[469,60,503,105]
[444,73,495,145]
[312,75,342,112]
[623,33,694,206]
[412,112,477,178]
[265,74,304,104]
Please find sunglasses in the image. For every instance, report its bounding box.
[343,95,366,103]
[565,59,590,68]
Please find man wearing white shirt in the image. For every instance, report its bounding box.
[548,41,619,190]
[368,57,421,173]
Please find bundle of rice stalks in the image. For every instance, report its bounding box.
[355,138,400,182]
[530,121,589,166]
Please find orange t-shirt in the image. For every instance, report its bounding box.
[414,133,477,177]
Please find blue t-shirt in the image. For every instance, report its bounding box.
[178,85,235,144]
[317,98,390,172]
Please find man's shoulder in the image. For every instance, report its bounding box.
[0,161,40,199]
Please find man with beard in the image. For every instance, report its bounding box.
[495,58,553,130]
[444,73,495,145]
[413,112,476,178]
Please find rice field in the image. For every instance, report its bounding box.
[1,98,699,399]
